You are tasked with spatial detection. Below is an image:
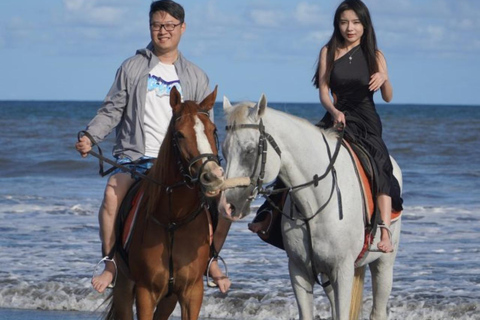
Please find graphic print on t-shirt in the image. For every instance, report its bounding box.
[143,62,182,158]
[147,74,182,98]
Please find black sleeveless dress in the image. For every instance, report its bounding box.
[319,45,393,195]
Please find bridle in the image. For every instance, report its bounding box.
[171,111,221,191]
[225,119,345,221]
[226,119,281,201]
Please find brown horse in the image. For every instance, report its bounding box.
[105,86,224,320]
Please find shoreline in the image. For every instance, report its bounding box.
[0,308,228,320]
[0,308,102,320]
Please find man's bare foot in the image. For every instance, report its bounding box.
[248,221,265,234]
[377,227,394,253]
[209,260,231,293]
[92,261,116,293]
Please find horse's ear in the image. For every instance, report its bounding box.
[199,85,217,111]
[223,95,233,113]
[257,93,267,116]
[170,85,182,112]
[251,93,267,120]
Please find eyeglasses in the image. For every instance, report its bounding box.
[150,22,182,32]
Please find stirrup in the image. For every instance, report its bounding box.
[251,209,273,235]
[260,210,274,235]
[205,256,229,288]
[92,256,118,289]
[368,223,394,253]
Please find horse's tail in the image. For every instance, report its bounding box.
[100,279,136,320]
[105,293,116,320]
[92,291,115,320]
[349,266,365,320]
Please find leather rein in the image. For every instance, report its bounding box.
[78,112,220,191]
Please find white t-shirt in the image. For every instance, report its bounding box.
[144,62,183,157]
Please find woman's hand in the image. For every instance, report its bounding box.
[332,109,346,128]
[369,71,388,92]
[373,50,393,102]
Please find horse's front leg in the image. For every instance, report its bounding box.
[136,284,159,320]
[330,263,355,320]
[153,295,178,320]
[288,258,315,320]
[178,279,204,320]
[320,273,337,320]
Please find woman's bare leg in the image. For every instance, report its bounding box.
[377,193,394,253]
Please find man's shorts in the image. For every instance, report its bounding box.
[112,156,155,179]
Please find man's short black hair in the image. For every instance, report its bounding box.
[150,0,185,23]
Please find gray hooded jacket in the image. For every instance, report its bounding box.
[86,43,211,161]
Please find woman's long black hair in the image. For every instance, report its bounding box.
[313,0,379,88]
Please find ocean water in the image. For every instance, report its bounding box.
[0,101,479,320]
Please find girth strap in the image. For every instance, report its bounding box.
[150,203,207,297]
[305,220,331,288]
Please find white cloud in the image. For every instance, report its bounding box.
[62,0,129,26]
[425,25,445,43]
[249,8,284,28]
[359,0,480,58]
[306,30,331,45]
[294,2,323,26]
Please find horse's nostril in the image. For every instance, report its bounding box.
[200,172,216,184]
[200,172,210,183]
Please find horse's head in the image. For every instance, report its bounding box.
[218,93,282,220]
[169,85,224,197]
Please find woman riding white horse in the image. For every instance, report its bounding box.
[214,94,402,320]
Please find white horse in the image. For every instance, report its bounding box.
[215,94,402,320]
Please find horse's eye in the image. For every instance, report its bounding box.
[175,132,185,139]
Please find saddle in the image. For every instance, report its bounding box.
[114,180,144,264]
[342,140,403,263]
[343,140,403,223]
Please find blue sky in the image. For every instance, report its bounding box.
[1,0,479,105]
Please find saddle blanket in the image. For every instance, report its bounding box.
[343,140,402,264]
